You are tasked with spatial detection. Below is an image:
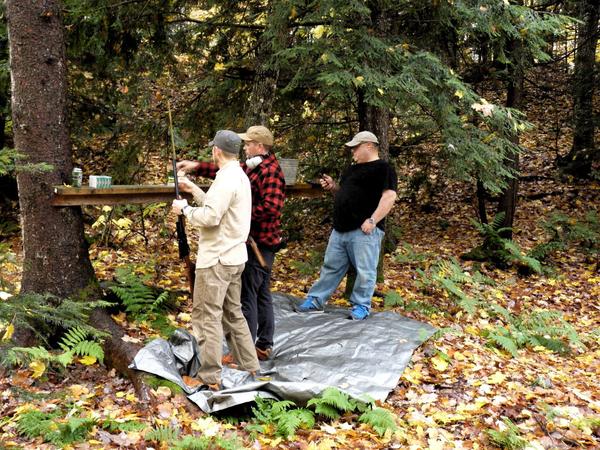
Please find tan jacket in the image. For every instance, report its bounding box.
[183,160,251,268]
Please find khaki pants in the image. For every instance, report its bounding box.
[192,262,260,384]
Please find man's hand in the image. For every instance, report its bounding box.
[361,218,377,235]
[176,160,200,174]
[320,174,336,191]
[172,198,189,215]
[177,172,195,193]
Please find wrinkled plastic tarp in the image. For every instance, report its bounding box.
[130,293,435,412]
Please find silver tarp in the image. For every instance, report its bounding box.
[130,293,435,413]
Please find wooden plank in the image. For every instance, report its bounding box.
[51,183,322,206]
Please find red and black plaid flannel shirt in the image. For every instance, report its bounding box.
[192,153,286,247]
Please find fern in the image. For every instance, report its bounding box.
[486,418,528,449]
[145,425,179,444]
[485,330,520,357]
[251,396,315,439]
[99,418,146,433]
[109,266,170,321]
[359,407,398,437]
[383,290,405,308]
[59,326,105,364]
[393,243,431,266]
[290,250,325,276]
[485,307,582,357]
[16,408,95,446]
[307,387,355,416]
[173,435,244,450]
[0,292,111,350]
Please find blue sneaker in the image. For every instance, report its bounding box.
[296,297,324,313]
[350,305,369,320]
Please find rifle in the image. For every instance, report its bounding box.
[168,101,196,295]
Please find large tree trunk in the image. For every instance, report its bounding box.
[6,0,150,402]
[7,0,95,296]
[557,0,599,177]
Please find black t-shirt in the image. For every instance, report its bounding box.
[333,159,397,232]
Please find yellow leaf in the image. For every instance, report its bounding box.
[431,355,449,372]
[377,88,384,95]
[79,355,97,366]
[69,384,90,399]
[192,417,221,436]
[214,62,226,72]
[465,325,479,335]
[454,90,464,99]
[353,76,365,87]
[177,312,192,322]
[488,372,506,385]
[402,365,423,384]
[29,360,46,378]
[2,323,14,341]
[312,25,326,39]
[316,438,336,449]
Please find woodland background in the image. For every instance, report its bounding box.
[0,0,599,449]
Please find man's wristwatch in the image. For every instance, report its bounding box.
[367,218,375,225]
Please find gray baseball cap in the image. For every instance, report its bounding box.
[345,131,379,147]
[209,130,241,154]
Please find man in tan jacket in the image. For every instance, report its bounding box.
[172,130,260,390]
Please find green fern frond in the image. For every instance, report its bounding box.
[16,409,95,446]
[6,346,52,366]
[384,291,405,308]
[58,326,89,352]
[99,418,146,433]
[359,407,398,437]
[70,340,105,363]
[486,418,528,449]
[58,326,105,364]
[308,387,354,413]
[486,331,519,357]
[307,402,341,420]
[16,409,58,440]
[276,408,315,439]
[146,425,179,444]
[109,266,170,321]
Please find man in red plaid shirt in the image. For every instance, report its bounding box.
[177,125,285,361]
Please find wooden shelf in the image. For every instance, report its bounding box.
[52,183,322,206]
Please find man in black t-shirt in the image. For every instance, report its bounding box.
[297,131,397,320]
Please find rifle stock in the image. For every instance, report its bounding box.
[248,236,268,269]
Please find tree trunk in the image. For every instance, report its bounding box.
[345,2,393,297]
[496,36,524,239]
[244,5,289,127]
[6,0,150,402]
[557,0,599,177]
[7,0,95,296]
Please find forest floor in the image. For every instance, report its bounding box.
[0,69,599,449]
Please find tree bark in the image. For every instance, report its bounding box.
[496,36,524,239]
[6,0,150,402]
[7,0,95,296]
[557,0,599,177]
[344,1,393,296]
[244,4,289,127]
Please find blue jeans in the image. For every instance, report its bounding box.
[307,227,384,310]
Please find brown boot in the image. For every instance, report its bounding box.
[255,346,272,361]
[221,353,238,369]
